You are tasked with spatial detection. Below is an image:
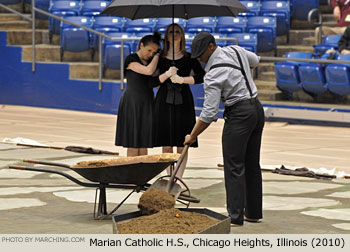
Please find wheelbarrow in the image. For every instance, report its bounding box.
[9,158,200,219]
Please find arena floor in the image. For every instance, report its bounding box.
[0,104,349,233]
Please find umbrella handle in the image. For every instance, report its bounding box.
[166,144,190,193]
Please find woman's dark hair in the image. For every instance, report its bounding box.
[137,31,161,50]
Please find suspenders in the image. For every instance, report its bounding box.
[209,46,254,99]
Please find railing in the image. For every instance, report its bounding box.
[308,8,323,45]
[0,3,32,22]
[260,56,350,65]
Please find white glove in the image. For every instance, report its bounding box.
[170,74,184,84]
[165,66,178,77]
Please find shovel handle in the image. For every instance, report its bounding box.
[166,144,190,193]
[23,159,70,168]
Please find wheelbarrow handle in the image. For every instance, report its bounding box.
[8,165,99,188]
[23,159,70,168]
[166,144,190,193]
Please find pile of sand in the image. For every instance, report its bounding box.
[117,208,220,234]
[72,153,180,168]
[138,188,176,215]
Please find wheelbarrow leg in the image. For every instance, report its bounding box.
[100,189,137,220]
[94,185,108,219]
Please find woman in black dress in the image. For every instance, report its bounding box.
[153,24,205,178]
[116,32,175,157]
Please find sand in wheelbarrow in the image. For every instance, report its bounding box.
[117,208,220,234]
[138,188,175,215]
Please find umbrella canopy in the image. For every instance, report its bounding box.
[101,0,248,19]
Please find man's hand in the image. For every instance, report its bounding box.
[184,134,196,145]
[342,49,350,54]
[170,74,184,84]
[165,66,178,77]
[333,6,341,21]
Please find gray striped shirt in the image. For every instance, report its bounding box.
[200,46,260,124]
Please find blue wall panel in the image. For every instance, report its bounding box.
[0,31,121,115]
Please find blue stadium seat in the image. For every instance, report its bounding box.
[325,54,350,96]
[0,0,22,4]
[124,18,155,34]
[48,1,80,41]
[185,17,216,34]
[31,0,50,19]
[154,18,185,34]
[291,0,319,20]
[246,16,277,52]
[299,63,328,96]
[238,1,260,17]
[211,33,228,47]
[185,33,196,52]
[102,32,133,74]
[275,51,313,94]
[260,1,290,38]
[91,16,123,50]
[60,16,93,61]
[226,33,258,53]
[313,34,342,58]
[80,1,109,17]
[215,16,247,34]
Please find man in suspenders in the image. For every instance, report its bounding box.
[184,32,265,226]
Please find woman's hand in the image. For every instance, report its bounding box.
[170,74,184,84]
[165,66,178,77]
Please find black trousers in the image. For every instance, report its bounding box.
[222,98,265,225]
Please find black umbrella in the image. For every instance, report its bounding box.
[101,0,248,60]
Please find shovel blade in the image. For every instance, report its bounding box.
[150,179,182,200]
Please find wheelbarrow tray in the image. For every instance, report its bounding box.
[71,161,174,185]
[112,208,231,234]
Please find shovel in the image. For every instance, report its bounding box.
[150,144,190,200]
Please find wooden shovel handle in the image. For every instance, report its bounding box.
[166,144,190,193]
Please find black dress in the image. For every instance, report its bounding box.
[115,53,155,148]
[153,53,205,147]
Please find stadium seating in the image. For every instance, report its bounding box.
[291,0,319,20]
[80,1,109,17]
[185,33,196,52]
[154,18,186,34]
[325,54,350,96]
[212,33,228,47]
[238,1,260,17]
[246,16,276,52]
[91,16,123,50]
[124,18,155,34]
[60,16,93,61]
[226,33,258,53]
[260,1,290,39]
[0,0,22,4]
[102,32,133,74]
[299,63,328,96]
[215,16,247,34]
[275,51,313,94]
[30,0,50,20]
[185,17,216,34]
[313,34,342,58]
[48,1,80,41]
